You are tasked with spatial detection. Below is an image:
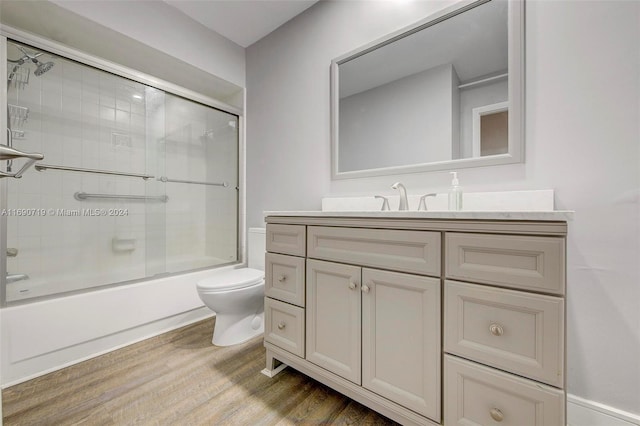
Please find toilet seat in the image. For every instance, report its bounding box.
[197,268,264,292]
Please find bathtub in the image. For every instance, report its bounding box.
[1,264,242,386]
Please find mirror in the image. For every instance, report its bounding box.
[331,0,524,179]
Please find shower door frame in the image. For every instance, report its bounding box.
[0,26,246,306]
[1,36,9,308]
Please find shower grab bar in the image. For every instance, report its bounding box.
[35,164,154,180]
[74,192,168,202]
[158,176,229,187]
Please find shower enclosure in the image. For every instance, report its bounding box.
[1,39,240,304]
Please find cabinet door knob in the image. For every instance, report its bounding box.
[490,408,504,422]
[278,274,286,282]
[489,323,504,336]
[348,281,357,290]
[277,321,286,330]
[361,284,370,293]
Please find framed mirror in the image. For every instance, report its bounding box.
[331,0,524,179]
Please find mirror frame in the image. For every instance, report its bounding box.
[331,0,524,180]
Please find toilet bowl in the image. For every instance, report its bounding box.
[197,268,265,346]
[196,228,266,346]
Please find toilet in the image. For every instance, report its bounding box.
[196,228,266,346]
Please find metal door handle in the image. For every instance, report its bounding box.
[0,144,44,161]
[0,144,44,179]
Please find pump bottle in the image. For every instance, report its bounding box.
[448,171,463,211]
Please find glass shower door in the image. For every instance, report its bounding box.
[154,92,239,275]
[2,39,239,304]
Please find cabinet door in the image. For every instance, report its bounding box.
[306,259,361,384]
[362,268,441,421]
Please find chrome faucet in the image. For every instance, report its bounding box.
[375,195,390,211]
[391,182,409,210]
[418,193,437,211]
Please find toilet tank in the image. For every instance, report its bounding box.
[247,228,266,271]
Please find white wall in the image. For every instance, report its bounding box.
[340,64,455,171]
[49,0,245,89]
[247,0,640,417]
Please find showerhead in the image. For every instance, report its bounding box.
[16,45,55,76]
[34,61,54,76]
[8,45,55,88]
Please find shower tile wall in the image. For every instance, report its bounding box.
[5,43,238,302]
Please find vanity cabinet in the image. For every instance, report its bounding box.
[306,259,441,419]
[263,216,567,426]
[306,259,362,383]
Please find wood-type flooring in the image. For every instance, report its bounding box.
[2,318,397,425]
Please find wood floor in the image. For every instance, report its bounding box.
[2,318,397,425]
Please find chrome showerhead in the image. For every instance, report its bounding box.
[13,45,55,77]
[34,61,54,76]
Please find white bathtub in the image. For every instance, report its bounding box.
[1,264,242,386]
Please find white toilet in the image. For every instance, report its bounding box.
[196,228,265,346]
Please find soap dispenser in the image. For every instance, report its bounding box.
[448,171,463,211]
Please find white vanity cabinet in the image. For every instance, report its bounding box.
[361,267,440,419]
[263,215,567,426]
[306,259,441,419]
[306,259,362,384]
[443,231,566,425]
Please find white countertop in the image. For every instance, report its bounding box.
[264,210,574,221]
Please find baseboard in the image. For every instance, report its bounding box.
[568,394,640,426]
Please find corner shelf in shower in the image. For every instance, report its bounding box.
[7,64,30,90]
[8,104,29,131]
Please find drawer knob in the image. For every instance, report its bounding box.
[278,275,287,282]
[348,282,357,290]
[361,284,370,293]
[489,323,504,336]
[490,408,504,422]
[277,321,286,330]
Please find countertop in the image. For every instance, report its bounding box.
[264,210,574,221]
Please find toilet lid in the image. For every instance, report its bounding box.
[197,268,264,291]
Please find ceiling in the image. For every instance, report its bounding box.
[164,0,318,48]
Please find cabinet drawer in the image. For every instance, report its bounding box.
[444,280,564,387]
[266,224,306,256]
[264,298,305,358]
[446,233,565,295]
[444,355,565,426]
[308,226,441,276]
[265,253,305,307]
